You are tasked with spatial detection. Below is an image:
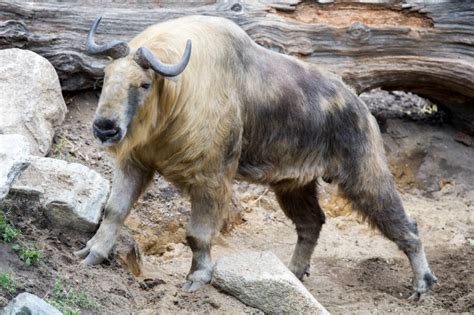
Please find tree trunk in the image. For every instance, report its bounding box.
[1,0,473,133]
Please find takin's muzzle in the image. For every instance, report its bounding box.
[92,118,122,144]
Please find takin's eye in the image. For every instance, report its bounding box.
[140,83,151,89]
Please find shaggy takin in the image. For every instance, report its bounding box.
[77,15,437,298]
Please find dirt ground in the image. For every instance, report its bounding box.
[0,90,472,314]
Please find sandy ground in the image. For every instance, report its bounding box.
[0,90,472,314]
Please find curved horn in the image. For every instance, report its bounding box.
[86,16,129,59]
[134,40,192,77]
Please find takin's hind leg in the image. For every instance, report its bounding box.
[273,180,326,280]
[344,184,437,300]
[182,178,231,292]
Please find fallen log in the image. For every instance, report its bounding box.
[0,0,473,133]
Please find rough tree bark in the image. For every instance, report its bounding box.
[0,0,473,133]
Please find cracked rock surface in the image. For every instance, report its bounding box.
[3,156,109,232]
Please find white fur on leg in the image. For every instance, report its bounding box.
[407,245,438,301]
[75,163,152,265]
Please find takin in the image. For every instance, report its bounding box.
[77,15,437,298]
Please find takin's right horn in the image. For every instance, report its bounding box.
[86,16,130,59]
[134,40,192,77]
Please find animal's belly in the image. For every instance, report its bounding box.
[236,144,325,186]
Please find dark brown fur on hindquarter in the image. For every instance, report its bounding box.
[232,46,434,293]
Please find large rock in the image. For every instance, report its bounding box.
[382,119,474,201]
[3,157,109,232]
[3,292,61,315]
[0,49,67,156]
[212,251,329,315]
[0,135,30,200]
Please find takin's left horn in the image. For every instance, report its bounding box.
[134,40,192,77]
[86,16,130,59]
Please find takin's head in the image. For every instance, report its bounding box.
[86,16,192,146]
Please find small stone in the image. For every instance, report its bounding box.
[212,251,329,314]
[0,295,8,307]
[453,132,472,147]
[3,292,62,315]
[139,279,166,290]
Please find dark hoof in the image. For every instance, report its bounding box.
[182,280,207,292]
[291,264,310,281]
[409,272,438,302]
[74,247,91,259]
[183,268,212,292]
[81,251,106,266]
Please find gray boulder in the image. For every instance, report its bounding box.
[0,49,66,156]
[382,119,474,201]
[0,135,30,200]
[3,292,61,315]
[212,251,329,315]
[3,157,109,232]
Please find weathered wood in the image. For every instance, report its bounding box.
[0,0,473,133]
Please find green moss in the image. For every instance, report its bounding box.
[12,243,43,266]
[0,272,17,294]
[0,211,20,243]
[46,278,98,314]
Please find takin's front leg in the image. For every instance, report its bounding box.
[75,162,152,265]
[182,179,231,292]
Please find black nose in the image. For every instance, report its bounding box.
[93,118,121,143]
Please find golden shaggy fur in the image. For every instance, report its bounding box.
[105,16,244,193]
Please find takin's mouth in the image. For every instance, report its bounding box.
[93,126,126,147]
